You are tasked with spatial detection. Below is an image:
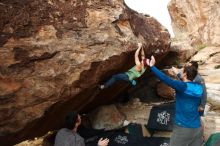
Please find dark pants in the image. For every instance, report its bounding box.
[104,73,129,88]
[170,124,203,146]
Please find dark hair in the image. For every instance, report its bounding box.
[189,61,198,69]
[65,111,78,130]
[183,66,198,81]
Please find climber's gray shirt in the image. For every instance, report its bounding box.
[54,128,85,146]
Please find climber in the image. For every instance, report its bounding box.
[54,111,109,146]
[146,56,203,146]
[99,42,147,89]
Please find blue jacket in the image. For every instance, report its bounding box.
[177,72,207,116]
[151,66,203,128]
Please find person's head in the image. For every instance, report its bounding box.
[189,61,198,70]
[182,65,198,81]
[65,111,81,130]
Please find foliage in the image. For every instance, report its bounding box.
[197,44,207,51]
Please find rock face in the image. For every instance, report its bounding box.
[167,0,219,74]
[117,98,152,125]
[169,39,196,62]
[89,105,125,130]
[157,82,175,99]
[167,0,220,64]
[202,111,220,140]
[0,0,170,145]
[168,0,220,46]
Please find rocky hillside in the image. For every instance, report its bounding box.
[168,0,220,46]
[0,0,170,145]
[167,0,220,63]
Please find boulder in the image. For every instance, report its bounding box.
[191,46,220,64]
[157,82,175,99]
[0,0,170,145]
[169,38,196,62]
[154,69,176,100]
[202,112,220,140]
[206,83,220,91]
[89,105,125,130]
[207,89,220,109]
[206,84,220,109]
[117,98,152,125]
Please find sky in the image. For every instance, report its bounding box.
[124,0,174,37]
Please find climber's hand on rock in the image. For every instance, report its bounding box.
[146,56,156,67]
[137,43,142,48]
